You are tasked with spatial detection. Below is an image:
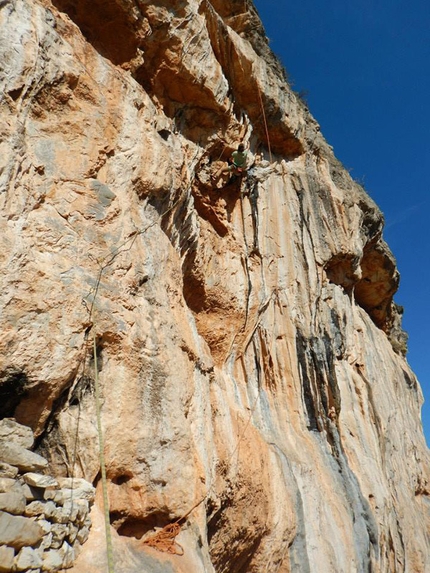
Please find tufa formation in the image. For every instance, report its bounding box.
[0,0,429,572]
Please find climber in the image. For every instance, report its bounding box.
[213,143,248,181]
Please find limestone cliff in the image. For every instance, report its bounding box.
[0,1,429,572]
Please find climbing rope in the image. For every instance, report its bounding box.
[256,85,272,163]
[141,480,210,554]
[83,201,184,571]
[141,374,263,556]
[71,160,200,569]
[143,523,184,555]
[70,77,274,564]
[93,334,115,573]
[215,142,228,163]
[142,310,277,559]
[141,288,273,554]
[239,187,253,328]
[135,65,277,561]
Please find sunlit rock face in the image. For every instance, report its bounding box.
[1,1,428,571]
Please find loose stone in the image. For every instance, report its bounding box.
[0,490,27,514]
[23,473,59,490]
[0,511,44,549]
[14,546,43,571]
[0,545,15,572]
[0,443,48,473]
[0,462,19,479]
[0,419,34,449]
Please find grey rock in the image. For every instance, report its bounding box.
[0,510,44,549]
[24,500,56,518]
[45,487,94,510]
[62,499,79,522]
[14,546,43,571]
[72,541,81,559]
[0,418,34,449]
[66,486,95,504]
[0,442,48,473]
[67,522,79,544]
[42,541,75,571]
[0,461,18,478]
[83,515,91,528]
[24,500,47,517]
[0,477,18,493]
[39,531,53,550]
[37,518,52,534]
[0,490,26,514]
[37,518,52,533]
[51,522,67,548]
[20,482,44,501]
[51,537,64,550]
[51,505,72,524]
[60,541,75,569]
[75,499,90,524]
[0,545,15,572]
[22,473,59,489]
[43,489,64,505]
[41,548,63,571]
[90,179,116,207]
[76,525,90,545]
[56,479,95,502]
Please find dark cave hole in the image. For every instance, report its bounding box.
[0,369,29,418]
[110,510,173,540]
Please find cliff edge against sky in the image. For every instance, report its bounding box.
[0,1,429,572]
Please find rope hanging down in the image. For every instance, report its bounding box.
[84,181,194,322]
[82,175,197,570]
[83,141,269,559]
[93,334,115,573]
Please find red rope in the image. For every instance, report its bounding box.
[143,523,184,556]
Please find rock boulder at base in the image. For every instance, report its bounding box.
[0,511,44,549]
[0,443,48,473]
[0,419,34,449]
[0,545,15,572]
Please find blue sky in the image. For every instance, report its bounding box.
[253,0,430,443]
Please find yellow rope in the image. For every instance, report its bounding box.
[93,334,115,573]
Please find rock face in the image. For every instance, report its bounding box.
[0,1,429,572]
